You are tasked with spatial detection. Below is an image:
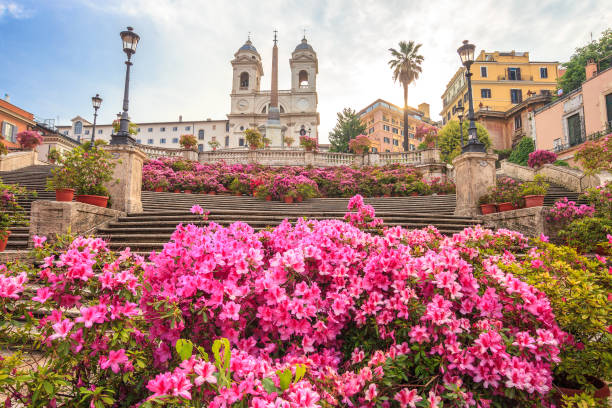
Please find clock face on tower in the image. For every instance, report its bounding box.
[297,98,309,111]
[238,99,249,111]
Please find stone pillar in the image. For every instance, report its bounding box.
[103,145,147,213]
[452,152,497,216]
[183,149,198,161]
[422,148,441,163]
[367,152,380,166]
[304,151,315,166]
[352,154,364,167]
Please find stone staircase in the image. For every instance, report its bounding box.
[0,165,57,251]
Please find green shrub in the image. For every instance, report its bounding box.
[554,160,569,167]
[508,137,535,166]
[437,120,491,163]
[558,217,612,253]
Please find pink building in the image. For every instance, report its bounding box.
[534,61,612,165]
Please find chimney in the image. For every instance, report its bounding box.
[585,59,597,80]
[4,94,9,102]
[179,115,183,122]
[418,102,430,119]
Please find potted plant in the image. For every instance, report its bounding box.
[0,182,29,252]
[520,175,549,207]
[296,183,318,202]
[299,135,318,152]
[254,184,272,201]
[60,141,116,208]
[244,128,263,150]
[492,177,522,212]
[283,189,297,204]
[284,136,295,147]
[478,193,497,214]
[16,130,43,151]
[348,134,372,155]
[46,166,76,202]
[47,148,61,164]
[208,140,220,151]
[505,242,612,405]
[179,134,198,151]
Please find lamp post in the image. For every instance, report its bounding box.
[111,26,140,145]
[457,40,485,153]
[91,94,102,143]
[453,103,465,149]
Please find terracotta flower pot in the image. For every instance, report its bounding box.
[208,191,216,195]
[383,194,391,198]
[75,195,108,208]
[235,192,242,196]
[265,195,272,201]
[497,202,518,212]
[296,195,304,202]
[184,190,192,194]
[411,192,419,197]
[55,188,74,202]
[554,377,610,407]
[284,196,294,204]
[154,187,164,192]
[0,231,10,252]
[173,189,180,193]
[523,194,545,208]
[480,203,497,215]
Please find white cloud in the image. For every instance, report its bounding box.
[0,1,31,19]
[75,0,612,142]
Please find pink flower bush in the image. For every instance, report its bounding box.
[528,150,557,168]
[546,197,595,223]
[16,130,43,149]
[0,199,572,406]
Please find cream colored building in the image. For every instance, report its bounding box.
[227,37,320,145]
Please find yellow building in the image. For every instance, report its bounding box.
[358,99,437,153]
[440,50,559,149]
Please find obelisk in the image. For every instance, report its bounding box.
[265,30,283,146]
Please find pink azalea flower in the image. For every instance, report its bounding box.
[32,235,47,248]
[394,388,422,408]
[32,287,53,303]
[49,319,74,340]
[190,204,204,215]
[194,361,217,386]
[99,349,129,373]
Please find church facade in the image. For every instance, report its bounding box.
[227,36,320,147]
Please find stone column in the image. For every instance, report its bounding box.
[103,145,147,213]
[452,152,497,216]
[366,152,380,166]
[304,151,315,166]
[183,149,198,161]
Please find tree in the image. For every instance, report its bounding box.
[388,40,424,152]
[437,120,491,164]
[328,108,366,153]
[112,119,138,136]
[558,29,612,95]
[507,137,535,166]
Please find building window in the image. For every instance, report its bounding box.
[136,139,142,144]
[84,130,90,135]
[409,133,415,139]
[239,138,244,146]
[147,139,153,144]
[225,136,229,147]
[185,126,191,131]
[226,122,230,132]
[392,128,398,134]
[383,137,390,144]
[160,127,165,132]
[540,67,548,78]
[299,70,309,88]
[385,149,390,152]
[1,122,17,142]
[463,93,468,103]
[508,67,521,80]
[137,128,141,132]
[63,130,68,135]
[447,112,450,121]
[148,128,153,132]
[172,126,177,131]
[541,90,551,96]
[481,66,487,77]
[481,89,492,98]
[240,126,244,131]
[160,138,166,144]
[605,93,612,127]
[369,127,374,134]
[514,116,522,130]
[172,138,179,143]
[371,147,377,153]
[510,89,522,104]
[198,129,204,140]
[383,125,390,131]
[74,121,82,134]
[567,113,583,146]
[198,144,204,152]
[393,139,399,146]
[239,72,249,89]
[98,129,102,134]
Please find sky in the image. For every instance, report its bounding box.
[0,0,610,143]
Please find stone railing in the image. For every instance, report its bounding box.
[0,150,41,172]
[135,144,184,159]
[499,160,612,192]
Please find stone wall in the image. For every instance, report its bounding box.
[29,201,124,245]
[0,150,40,172]
[480,206,561,240]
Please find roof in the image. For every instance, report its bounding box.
[238,39,258,53]
[358,98,423,117]
[70,116,92,125]
[294,38,314,53]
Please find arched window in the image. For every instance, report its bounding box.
[240,72,249,89]
[279,105,285,113]
[261,104,286,114]
[299,70,309,88]
[74,121,82,134]
[261,105,267,114]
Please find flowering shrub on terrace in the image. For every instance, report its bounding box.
[348,134,372,154]
[546,197,595,225]
[0,198,576,407]
[15,130,43,150]
[527,150,557,169]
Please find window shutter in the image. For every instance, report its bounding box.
[517,68,521,80]
[1,122,6,139]
[11,125,17,142]
[518,90,523,103]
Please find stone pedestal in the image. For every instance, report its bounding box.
[29,201,123,245]
[183,149,198,161]
[366,152,380,166]
[264,122,283,147]
[103,145,147,213]
[304,151,315,166]
[416,163,449,183]
[453,152,497,216]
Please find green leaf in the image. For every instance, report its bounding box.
[42,381,54,395]
[261,377,280,394]
[278,368,292,391]
[175,339,193,361]
[294,364,306,383]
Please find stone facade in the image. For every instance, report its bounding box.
[29,201,123,244]
[104,145,147,213]
[480,206,562,241]
[453,152,498,216]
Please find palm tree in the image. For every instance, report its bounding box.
[389,41,424,151]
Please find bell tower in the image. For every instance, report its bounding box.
[231,36,263,94]
[290,36,318,92]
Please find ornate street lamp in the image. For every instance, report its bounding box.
[457,40,485,153]
[111,26,140,145]
[453,103,465,149]
[91,94,102,143]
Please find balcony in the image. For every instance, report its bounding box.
[497,75,534,81]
